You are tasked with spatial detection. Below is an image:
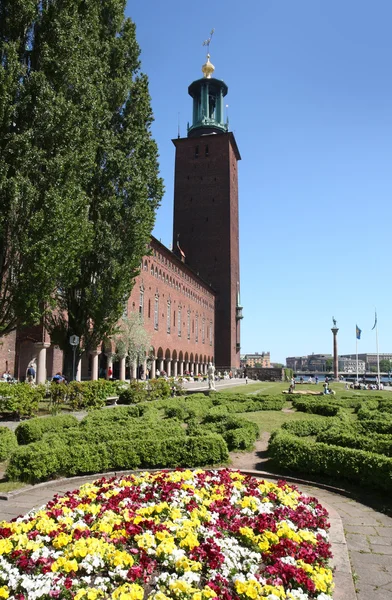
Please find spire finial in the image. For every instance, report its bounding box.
[202,29,215,78]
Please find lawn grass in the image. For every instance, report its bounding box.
[238,408,328,434]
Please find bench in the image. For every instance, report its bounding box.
[105,396,118,406]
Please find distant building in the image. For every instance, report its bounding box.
[243,352,270,368]
[286,354,332,372]
[338,357,365,374]
[340,353,392,371]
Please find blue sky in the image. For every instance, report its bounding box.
[126,1,392,363]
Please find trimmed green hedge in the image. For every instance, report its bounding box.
[15,415,79,445]
[6,432,228,483]
[269,429,392,493]
[292,397,342,417]
[281,418,339,437]
[0,427,18,460]
[317,428,392,457]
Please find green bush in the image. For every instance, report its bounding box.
[0,383,44,417]
[269,429,392,493]
[292,397,342,417]
[0,427,18,460]
[6,431,228,483]
[282,418,338,437]
[317,428,392,457]
[357,418,392,435]
[201,416,259,451]
[146,378,171,400]
[15,414,79,445]
[118,381,147,404]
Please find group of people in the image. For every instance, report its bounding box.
[1,370,14,383]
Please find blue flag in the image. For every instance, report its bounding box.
[372,312,377,331]
[356,325,361,340]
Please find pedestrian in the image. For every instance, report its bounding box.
[108,366,113,379]
[26,362,36,383]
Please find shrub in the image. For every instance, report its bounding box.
[146,378,171,400]
[282,418,338,437]
[6,431,228,483]
[269,430,392,493]
[15,415,79,445]
[0,383,44,417]
[118,381,148,404]
[0,427,18,460]
[292,398,341,417]
[317,428,392,457]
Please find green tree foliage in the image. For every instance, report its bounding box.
[379,359,392,372]
[1,0,164,374]
[325,358,333,372]
[0,0,93,335]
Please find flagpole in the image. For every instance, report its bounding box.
[376,321,380,389]
[356,337,358,384]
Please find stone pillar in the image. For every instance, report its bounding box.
[185,361,189,373]
[331,327,339,380]
[76,357,82,382]
[159,359,164,373]
[143,359,147,380]
[119,356,126,381]
[179,361,184,376]
[173,360,178,377]
[132,360,137,379]
[90,350,101,381]
[150,359,156,379]
[35,342,50,384]
[166,360,171,377]
[195,363,199,376]
[106,353,113,380]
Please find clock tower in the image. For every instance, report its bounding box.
[172,53,242,369]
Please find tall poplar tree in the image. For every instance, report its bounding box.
[0,0,163,374]
[0,0,93,334]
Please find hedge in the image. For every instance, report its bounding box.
[0,383,45,417]
[292,398,342,417]
[316,428,392,457]
[6,432,228,483]
[281,418,338,437]
[15,415,79,445]
[0,427,18,460]
[269,429,392,493]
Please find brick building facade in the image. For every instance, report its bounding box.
[2,53,241,382]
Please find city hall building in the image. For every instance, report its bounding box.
[1,54,243,382]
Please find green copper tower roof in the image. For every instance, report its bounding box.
[187,54,228,137]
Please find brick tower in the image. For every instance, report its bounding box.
[172,53,243,369]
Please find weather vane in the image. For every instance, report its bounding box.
[332,316,337,328]
[202,28,215,54]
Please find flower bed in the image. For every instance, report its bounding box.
[0,469,334,599]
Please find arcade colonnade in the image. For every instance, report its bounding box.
[33,342,214,383]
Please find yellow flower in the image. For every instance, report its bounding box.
[53,532,73,549]
[112,583,144,600]
[0,539,13,555]
[0,587,9,599]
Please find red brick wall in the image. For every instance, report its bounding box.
[126,238,215,365]
[0,330,16,376]
[172,132,241,368]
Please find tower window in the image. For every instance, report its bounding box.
[195,146,199,158]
